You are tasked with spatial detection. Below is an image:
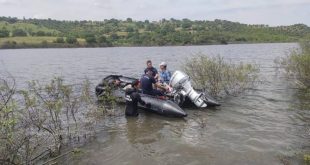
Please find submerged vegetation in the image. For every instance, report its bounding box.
[274,42,310,164]
[0,76,115,164]
[275,41,310,89]
[1,16,310,48]
[183,54,260,97]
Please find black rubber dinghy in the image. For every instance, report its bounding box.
[95,75,187,117]
[96,74,220,117]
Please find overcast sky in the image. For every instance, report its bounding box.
[0,0,309,26]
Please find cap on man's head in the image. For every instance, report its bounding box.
[159,62,167,66]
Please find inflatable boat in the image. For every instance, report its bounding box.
[95,71,220,117]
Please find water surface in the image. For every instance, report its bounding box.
[0,43,309,165]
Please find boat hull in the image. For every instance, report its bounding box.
[95,74,220,117]
[96,79,187,117]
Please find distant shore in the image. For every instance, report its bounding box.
[0,37,297,49]
[1,17,308,49]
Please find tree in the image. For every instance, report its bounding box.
[85,34,97,44]
[145,23,156,31]
[12,29,27,37]
[136,21,145,29]
[97,35,112,46]
[181,18,192,29]
[126,18,133,23]
[181,21,192,29]
[126,26,135,32]
[55,37,65,43]
[0,28,9,38]
[66,36,77,44]
[110,33,119,40]
[103,25,112,33]
[97,35,107,43]
[161,24,175,35]
[127,32,142,45]
[35,31,46,36]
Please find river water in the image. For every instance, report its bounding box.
[0,43,309,165]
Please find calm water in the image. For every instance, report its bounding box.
[0,43,309,165]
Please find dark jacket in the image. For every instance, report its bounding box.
[144,67,158,77]
[140,74,156,94]
[140,74,164,96]
[125,88,146,116]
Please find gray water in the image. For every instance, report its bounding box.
[0,43,309,165]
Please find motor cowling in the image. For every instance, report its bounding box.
[169,71,207,108]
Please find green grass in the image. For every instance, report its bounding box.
[0,36,86,45]
[0,36,57,44]
[116,31,128,36]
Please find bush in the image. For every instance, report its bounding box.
[55,37,65,43]
[110,33,119,40]
[0,41,17,48]
[0,76,102,164]
[183,54,260,97]
[85,35,97,44]
[97,35,112,46]
[12,29,27,37]
[0,77,20,164]
[66,36,77,44]
[126,26,135,32]
[0,28,10,37]
[35,30,46,36]
[41,40,48,47]
[275,41,310,88]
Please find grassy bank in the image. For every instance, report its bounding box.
[0,36,87,48]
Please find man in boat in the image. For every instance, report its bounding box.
[140,69,166,96]
[125,80,150,116]
[144,60,159,80]
[159,62,171,84]
[158,62,172,92]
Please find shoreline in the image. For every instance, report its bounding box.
[0,41,298,50]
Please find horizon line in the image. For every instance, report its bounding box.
[0,15,308,27]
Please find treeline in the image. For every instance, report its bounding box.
[0,28,54,37]
[1,16,310,48]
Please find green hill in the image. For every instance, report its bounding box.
[0,16,309,48]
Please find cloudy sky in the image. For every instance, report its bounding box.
[0,0,309,26]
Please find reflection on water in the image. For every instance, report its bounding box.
[0,43,309,165]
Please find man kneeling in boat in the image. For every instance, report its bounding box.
[140,69,167,96]
[125,80,150,116]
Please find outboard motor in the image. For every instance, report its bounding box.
[169,71,207,108]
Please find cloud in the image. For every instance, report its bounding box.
[201,1,310,26]
[0,0,22,6]
[0,0,309,25]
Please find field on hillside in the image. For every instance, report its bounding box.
[0,36,86,44]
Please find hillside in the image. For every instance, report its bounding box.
[0,16,309,48]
